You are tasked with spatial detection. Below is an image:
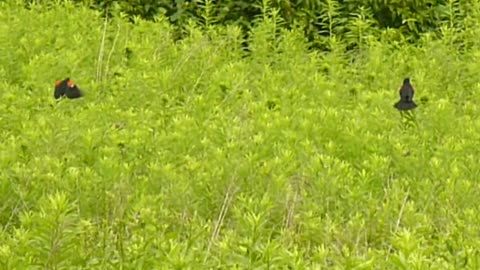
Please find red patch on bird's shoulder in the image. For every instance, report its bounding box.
[67,80,75,88]
[55,80,62,87]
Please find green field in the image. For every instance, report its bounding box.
[2,1,480,269]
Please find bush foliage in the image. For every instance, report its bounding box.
[2,0,480,268]
[24,0,480,47]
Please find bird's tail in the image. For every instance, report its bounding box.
[394,101,417,110]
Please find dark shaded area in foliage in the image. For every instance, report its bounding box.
[23,0,473,51]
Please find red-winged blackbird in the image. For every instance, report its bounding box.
[394,78,417,111]
[54,78,83,99]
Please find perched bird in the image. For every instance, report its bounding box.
[394,78,417,111]
[54,78,83,99]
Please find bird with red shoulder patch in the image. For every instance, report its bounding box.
[54,78,83,99]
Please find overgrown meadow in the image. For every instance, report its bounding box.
[2,0,480,269]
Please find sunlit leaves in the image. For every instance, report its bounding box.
[2,1,480,269]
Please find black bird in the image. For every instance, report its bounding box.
[54,78,83,99]
[394,78,417,111]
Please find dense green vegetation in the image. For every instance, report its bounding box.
[2,0,480,269]
[23,0,480,48]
